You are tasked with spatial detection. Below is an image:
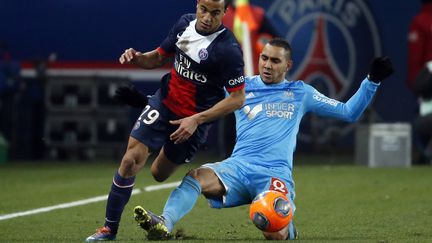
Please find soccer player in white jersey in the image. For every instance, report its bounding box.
[131,38,394,240]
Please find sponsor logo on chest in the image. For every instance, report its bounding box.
[174,54,208,83]
[264,102,295,119]
[243,102,296,120]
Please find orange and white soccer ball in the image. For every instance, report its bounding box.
[249,190,293,232]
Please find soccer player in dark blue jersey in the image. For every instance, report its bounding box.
[85,0,245,241]
[130,38,394,240]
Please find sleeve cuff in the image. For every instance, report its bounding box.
[226,83,245,92]
[156,47,174,57]
[365,76,381,86]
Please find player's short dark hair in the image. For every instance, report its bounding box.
[200,0,230,10]
[224,0,230,9]
[221,0,230,9]
[268,38,293,60]
[225,0,233,8]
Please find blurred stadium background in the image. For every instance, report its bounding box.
[1,0,431,242]
[0,0,422,162]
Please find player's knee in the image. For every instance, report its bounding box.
[119,149,145,177]
[119,156,136,177]
[151,168,168,182]
[186,168,202,181]
[186,168,210,188]
[186,168,224,197]
[152,174,167,182]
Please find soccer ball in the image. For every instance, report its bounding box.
[249,190,292,232]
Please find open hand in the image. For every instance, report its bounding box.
[169,116,200,144]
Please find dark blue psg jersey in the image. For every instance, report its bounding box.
[157,14,245,117]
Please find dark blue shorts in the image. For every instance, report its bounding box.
[130,89,211,164]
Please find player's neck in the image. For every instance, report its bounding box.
[195,24,224,36]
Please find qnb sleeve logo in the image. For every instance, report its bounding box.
[243,104,263,120]
[228,76,245,86]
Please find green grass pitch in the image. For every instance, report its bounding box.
[0,154,431,242]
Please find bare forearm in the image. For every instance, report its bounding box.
[133,50,167,69]
[168,89,245,144]
[194,89,245,125]
[120,48,169,69]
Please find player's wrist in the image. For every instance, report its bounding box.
[132,52,145,66]
[192,114,204,126]
[367,74,380,84]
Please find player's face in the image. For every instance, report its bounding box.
[259,44,292,84]
[196,0,225,34]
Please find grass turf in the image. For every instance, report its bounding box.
[0,155,431,242]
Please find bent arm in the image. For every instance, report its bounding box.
[194,88,245,125]
[169,88,245,144]
[306,78,380,122]
[132,49,172,69]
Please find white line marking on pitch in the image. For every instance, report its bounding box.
[144,181,180,191]
[0,181,181,221]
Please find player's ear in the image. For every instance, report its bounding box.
[285,60,293,72]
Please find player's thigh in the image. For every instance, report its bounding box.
[123,137,150,164]
[149,124,211,182]
[201,160,251,208]
[163,122,211,164]
[119,136,151,177]
[150,147,180,182]
[130,90,174,153]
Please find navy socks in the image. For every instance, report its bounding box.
[104,171,135,234]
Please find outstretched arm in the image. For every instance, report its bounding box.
[119,48,171,69]
[306,79,379,122]
[305,57,394,122]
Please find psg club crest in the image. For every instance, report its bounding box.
[198,48,209,60]
[267,0,382,144]
[133,121,140,130]
[267,0,381,99]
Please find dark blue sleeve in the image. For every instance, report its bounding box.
[219,40,245,92]
[159,14,194,55]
